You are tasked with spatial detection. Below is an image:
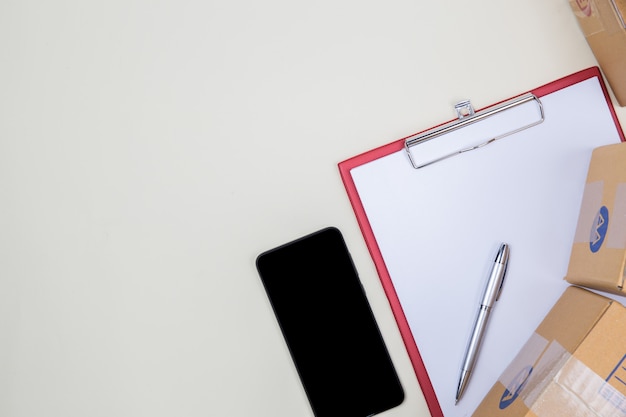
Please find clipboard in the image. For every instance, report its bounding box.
[338,67,625,417]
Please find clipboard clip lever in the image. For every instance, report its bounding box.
[404,93,545,169]
[454,100,475,119]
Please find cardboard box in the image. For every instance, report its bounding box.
[472,286,626,416]
[565,142,626,295]
[569,0,626,106]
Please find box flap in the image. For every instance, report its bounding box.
[535,286,613,352]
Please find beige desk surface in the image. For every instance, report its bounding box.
[1,1,625,416]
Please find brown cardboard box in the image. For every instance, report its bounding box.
[472,286,626,416]
[565,142,626,295]
[569,0,626,106]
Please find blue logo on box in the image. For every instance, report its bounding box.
[600,354,626,414]
[500,366,533,409]
[590,206,609,253]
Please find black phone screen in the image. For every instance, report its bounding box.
[256,227,404,416]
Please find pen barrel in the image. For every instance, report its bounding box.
[457,243,509,401]
[461,306,491,373]
[481,262,506,306]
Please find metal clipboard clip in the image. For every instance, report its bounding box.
[405,93,545,169]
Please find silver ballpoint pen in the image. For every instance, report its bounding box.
[455,243,510,404]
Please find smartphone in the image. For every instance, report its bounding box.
[256,227,404,417]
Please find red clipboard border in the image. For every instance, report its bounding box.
[338,67,625,417]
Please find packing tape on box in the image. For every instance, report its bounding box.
[611,183,626,249]
[531,355,626,417]
[573,181,626,249]
[498,334,626,416]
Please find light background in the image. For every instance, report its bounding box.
[1,1,625,416]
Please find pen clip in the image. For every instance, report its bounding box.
[495,263,507,302]
[494,243,510,302]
